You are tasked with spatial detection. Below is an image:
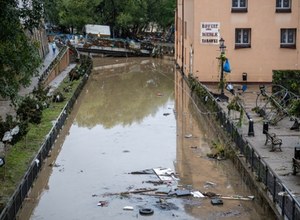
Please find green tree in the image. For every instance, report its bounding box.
[0,0,43,102]
[94,0,175,37]
[43,0,60,27]
[44,0,175,38]
[116,0,148,36]
[56,0,102,33]
[155,0,176,30]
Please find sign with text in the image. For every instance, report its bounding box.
[200,22,220,44]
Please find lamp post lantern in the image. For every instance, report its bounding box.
[219,38,226,98]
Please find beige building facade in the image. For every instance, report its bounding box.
[175,0,300,83]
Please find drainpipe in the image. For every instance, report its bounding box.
[181,0,184,75]
[175,0,178,63]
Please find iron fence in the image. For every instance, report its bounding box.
[188,77,300,220]
[0,57,92,220]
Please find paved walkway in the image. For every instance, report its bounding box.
[206,84,300,202]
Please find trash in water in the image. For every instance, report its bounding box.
[130,169,155,175]
[139,208,154,215]
[155,199,179,211]
[211,198,223,205]
[153,167,178,182]
[185,134,193,138]
[97,201,109,207]
[221,195,255,201]
[143,180,165,185]
[203,191,218,198]
[191,191,205,198]
[123,206,134,211]
[171,189,191,197]
[204,181,217,188]
[155,187,172,194]
[205,181,216,186]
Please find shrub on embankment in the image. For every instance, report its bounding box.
[0,56,92,212]
[273,70,300,118]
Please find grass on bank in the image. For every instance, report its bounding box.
[0,78,81,207]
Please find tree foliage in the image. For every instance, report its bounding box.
[56,0,101,33]
[0,0,43,102]
[44,0,175,37]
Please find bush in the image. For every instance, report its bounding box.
[52,91,65,102]
[0,115,28,145]
[289,99,300,117]
[16,96,43,124]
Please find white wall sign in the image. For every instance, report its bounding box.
[200,22,220,44]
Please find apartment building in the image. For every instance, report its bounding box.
[175,0,300,83]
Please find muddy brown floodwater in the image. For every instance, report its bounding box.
[17,57,269,220]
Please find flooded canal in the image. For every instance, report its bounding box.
[18,58,268,220]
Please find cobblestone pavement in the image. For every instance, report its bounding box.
[206,84,300,202]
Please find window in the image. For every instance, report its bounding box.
[235,29,251,48]
[276,0,291,13]
[232,0,247,12]
[280,29,296,48]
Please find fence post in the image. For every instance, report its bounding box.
[265,166,268,189]
[281,187,285,217]
[292,199,295,220]
[251,148,254,172]
[273,176,276,203]
[257,156,261,181]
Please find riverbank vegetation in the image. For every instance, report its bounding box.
[0,57,92,211]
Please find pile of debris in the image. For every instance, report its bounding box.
[93,167,255,217]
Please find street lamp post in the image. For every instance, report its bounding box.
[219,38,226,98]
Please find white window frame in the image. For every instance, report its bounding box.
[276,0,291,12]
[235,28,251,48]
[280,29,296,48]
[232,0,247,8]
[276,0,291,9]
[232,0,247,12]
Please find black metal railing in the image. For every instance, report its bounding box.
[0,57,92,220]
[188,77,300,220]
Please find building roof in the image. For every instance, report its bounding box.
[83,24,111,36]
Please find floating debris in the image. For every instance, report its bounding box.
[139,208,154,215]
[143,180,165,185]
[185,134,193,138]
[220,195,255,201]
[123,206,134,211]
[153,167,178,182]
[203,191,218,198]
[97,200,109,207]
[130,169,155,175]
[191,191,205,198]
[211,198,223,205]
[154,199,179,211]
